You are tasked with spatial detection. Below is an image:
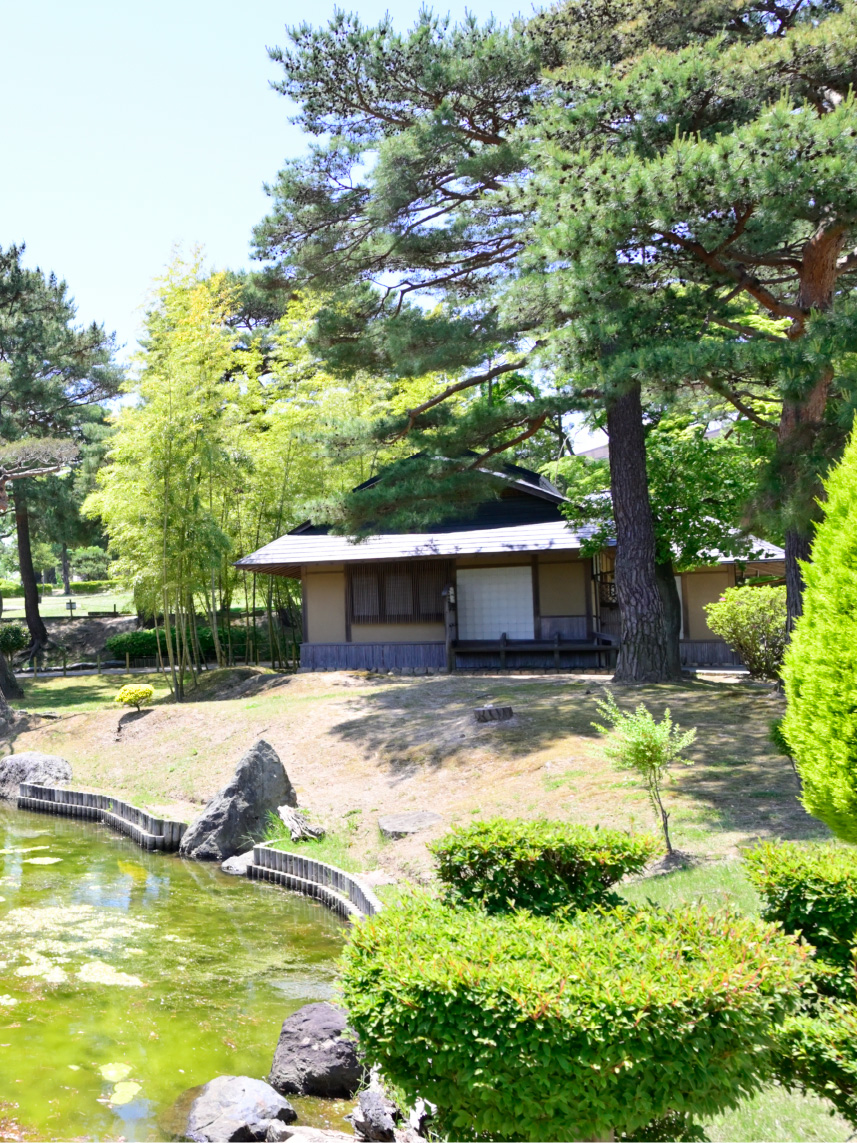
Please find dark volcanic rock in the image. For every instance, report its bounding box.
[0,752,72,800]
[179,740,296,862]
[185,1075,296,1142]
[269,1002,363,1098]
[350,1089,398,1141]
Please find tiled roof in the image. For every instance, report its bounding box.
[235,520,603,576]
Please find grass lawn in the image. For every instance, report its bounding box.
[1,588,135,618]
[9,672,168,713]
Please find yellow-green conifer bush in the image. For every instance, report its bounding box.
[114,684,155,713]
[783,432,857,842]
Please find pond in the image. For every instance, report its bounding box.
[0,803,347,1141]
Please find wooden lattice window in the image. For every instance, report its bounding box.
[349,561,452,624]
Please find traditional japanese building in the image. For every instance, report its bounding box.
[235,462,784,672]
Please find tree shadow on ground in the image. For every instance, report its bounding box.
[327,674,826,847]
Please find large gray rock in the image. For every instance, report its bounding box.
[186,1075,296,1142]
[0,752,72,800]
[180,740,296,862]
[269,1002,363,1098]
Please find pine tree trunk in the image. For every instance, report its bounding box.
[0,651,23,700]
[60,543,71,595]
[777,225,845,626]
[655,560,683,678]
[606,383,679,683]
[14,483,49,651]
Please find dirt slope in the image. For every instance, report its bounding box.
[3,669,822,883]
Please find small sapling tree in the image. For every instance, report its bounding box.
[593,693,695,854]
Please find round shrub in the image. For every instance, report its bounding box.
[114,684,155,712]
[704,585,787,679]
[0,624,28,654]
[430,818,659,915]
[744,840,857,997]
[340,894,809,1142]
[776,1001,857,1128]
[783,432,857,841]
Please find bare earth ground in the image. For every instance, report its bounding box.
[1,667,824,883]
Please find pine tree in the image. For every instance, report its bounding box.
[254,8,687,682]
[0,246,119,652]
[529,0,857,627]
[783,427,857,843]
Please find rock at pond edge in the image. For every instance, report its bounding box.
[185,1074,296,1142]
[0,752,72,800]
[269,1002,363,1098]
[180,740,296,863]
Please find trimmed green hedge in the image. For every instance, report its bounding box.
[744,841,857,997]
[0,580,25,598]
[430,818,659,915]
[341,894,808,1142]
[105,626,254,660]
[776,1001,857,1127]
[67,580,120,595]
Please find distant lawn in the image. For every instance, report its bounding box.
[1,589,135,618]
[9,672,169,713]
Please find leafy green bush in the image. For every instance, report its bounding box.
[0,624,28,654]
[430,818,658,915]
[775,1000,857,1128]
[744,841,857,997]
[105,630,160,657]
[783,434,857,841]
[341,894,809,1142]
[704,585,788,679]
[593,693,695,854]
[68,579,120,595]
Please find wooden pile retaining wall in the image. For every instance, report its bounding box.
[17,784,186,852]
[247,842,383,920]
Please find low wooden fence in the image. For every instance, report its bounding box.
[17,784,186,852]
[247,842,383,920]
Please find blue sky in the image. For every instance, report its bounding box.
[1,0,534,361]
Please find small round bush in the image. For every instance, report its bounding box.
[430,818,659,915]
[341,894,809,1142]
[114,684,155,712]
[704,585,787,679]
[0,624,28,655]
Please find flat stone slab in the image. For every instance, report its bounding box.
[221,850,255,876]
[473,705,514,723]
[378,812,442,840]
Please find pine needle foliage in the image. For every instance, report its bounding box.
[782,430,857,842]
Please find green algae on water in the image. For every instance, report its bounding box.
[0,803,346,1141]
